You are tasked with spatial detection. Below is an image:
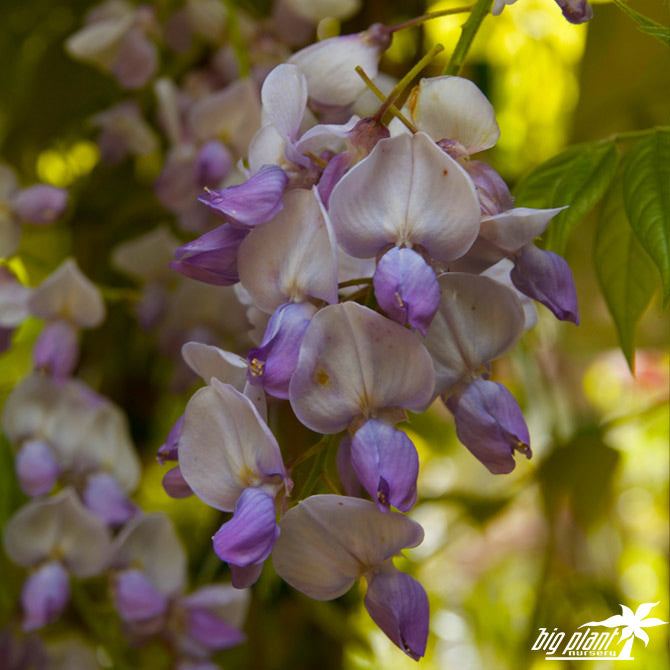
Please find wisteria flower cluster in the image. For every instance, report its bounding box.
[0,0,587,665]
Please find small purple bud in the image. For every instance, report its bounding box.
[32,320,79,379]
[212,488,279,567]
[162,465,193,499]
[157,414,184,464]
[197,166,288,227]
[186,608,245,651]
[466,160,514,216]
[170,223,248,286]
[15,440,61,497]
[11,185,68,224]
[350,420,418,513]
[364,568,429,660]
[246,301,316,399]
[113,569,168,622]
[554,0,593,24]
[373,247,440,335]
[21,561,70,631]
[510,244,579,324]
[446,378,531,474]
[195,141,233,188]
[83,473,138,527]
[229,563,264,589]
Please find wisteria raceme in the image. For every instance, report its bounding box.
[0,0,593,664]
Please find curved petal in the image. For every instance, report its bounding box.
[112,513,186,597]
[408,76,499,154]
[246,301,317,399]
[364,564,429,660]
[230,562,264,589]
[15,439,61,497]
[261,64,307,142]
[373,247,440,335]
[3,488,111,578]
[83,472,138,527]
[181,342,248,388]
[511,244,579,324]
[479,207,566,253]
[212,488,279,567]
[113,569,168,622]
[179,380,287,511]
[11,185,68,225]
[289,302,435,434]
[350,420,418,512]
[329,132,480,261]
[197,166,288,228]
[238,187,338,311]
[422,273,525,395]
[272,495,423,601]
[162,465,194,499]
[446,379,531,474]
[21,561,71,631]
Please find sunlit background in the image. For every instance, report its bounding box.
[0,0,668,668]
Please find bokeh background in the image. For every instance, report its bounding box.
[0,0,668,668]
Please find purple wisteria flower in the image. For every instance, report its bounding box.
[273,495,429,660]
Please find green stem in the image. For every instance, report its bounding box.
[338,277,373,289]
[355,66,416,131]
[444,0,494,75]
[389,6,474,33]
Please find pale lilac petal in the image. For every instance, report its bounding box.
[364,565,429,660]
[112,513,186,597]
[113,569,168,622]
[181,342,248,388]
[511,244,579,324]
[170,223,248,286]
[408,76,499,154]
[178,380,288,511]
[423,273,525,395]
[112,28,157,89]
[329,132,480,261]
[336,434,363,497]
[317,152,353,207]
[180,584,249,628]
[289,302,435,434]
[238,187,338,311]
[195,141,233,188]
[555,0,593,23]
[186,609,245,650]
[83,472,138,527]
[162,465,194,499]
[350,420,418,512]
[33,320,79,379]
[197,166,288,228]
[157,414,184,463]
[261,64,307,142]
[21,561,70,631]
[246,301,316,399]
[212,488,279,566]
[3,489,111,578]
[11,185,68,224]
[288,26,391,106]
[373,247,440,335]
[480,207,566,253]
[28,258,105,328]
[481,259,538,330]
[293,115,359,162]
[466,160,513,216]
[446,379,531,474]
[15,440,61,497]
[230,563,264,589]
[272,495,424,601]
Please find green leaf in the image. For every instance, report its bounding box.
[622,128,670,304]
[612,0,670,47]
[514,141,619,254]
[594,167,658,370]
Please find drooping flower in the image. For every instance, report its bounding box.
[273,495,429,659]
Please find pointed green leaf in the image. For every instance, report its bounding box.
[612,0,670,47]
[595,169,658,369]
[622,128,670,304]
[514,141,619,254]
